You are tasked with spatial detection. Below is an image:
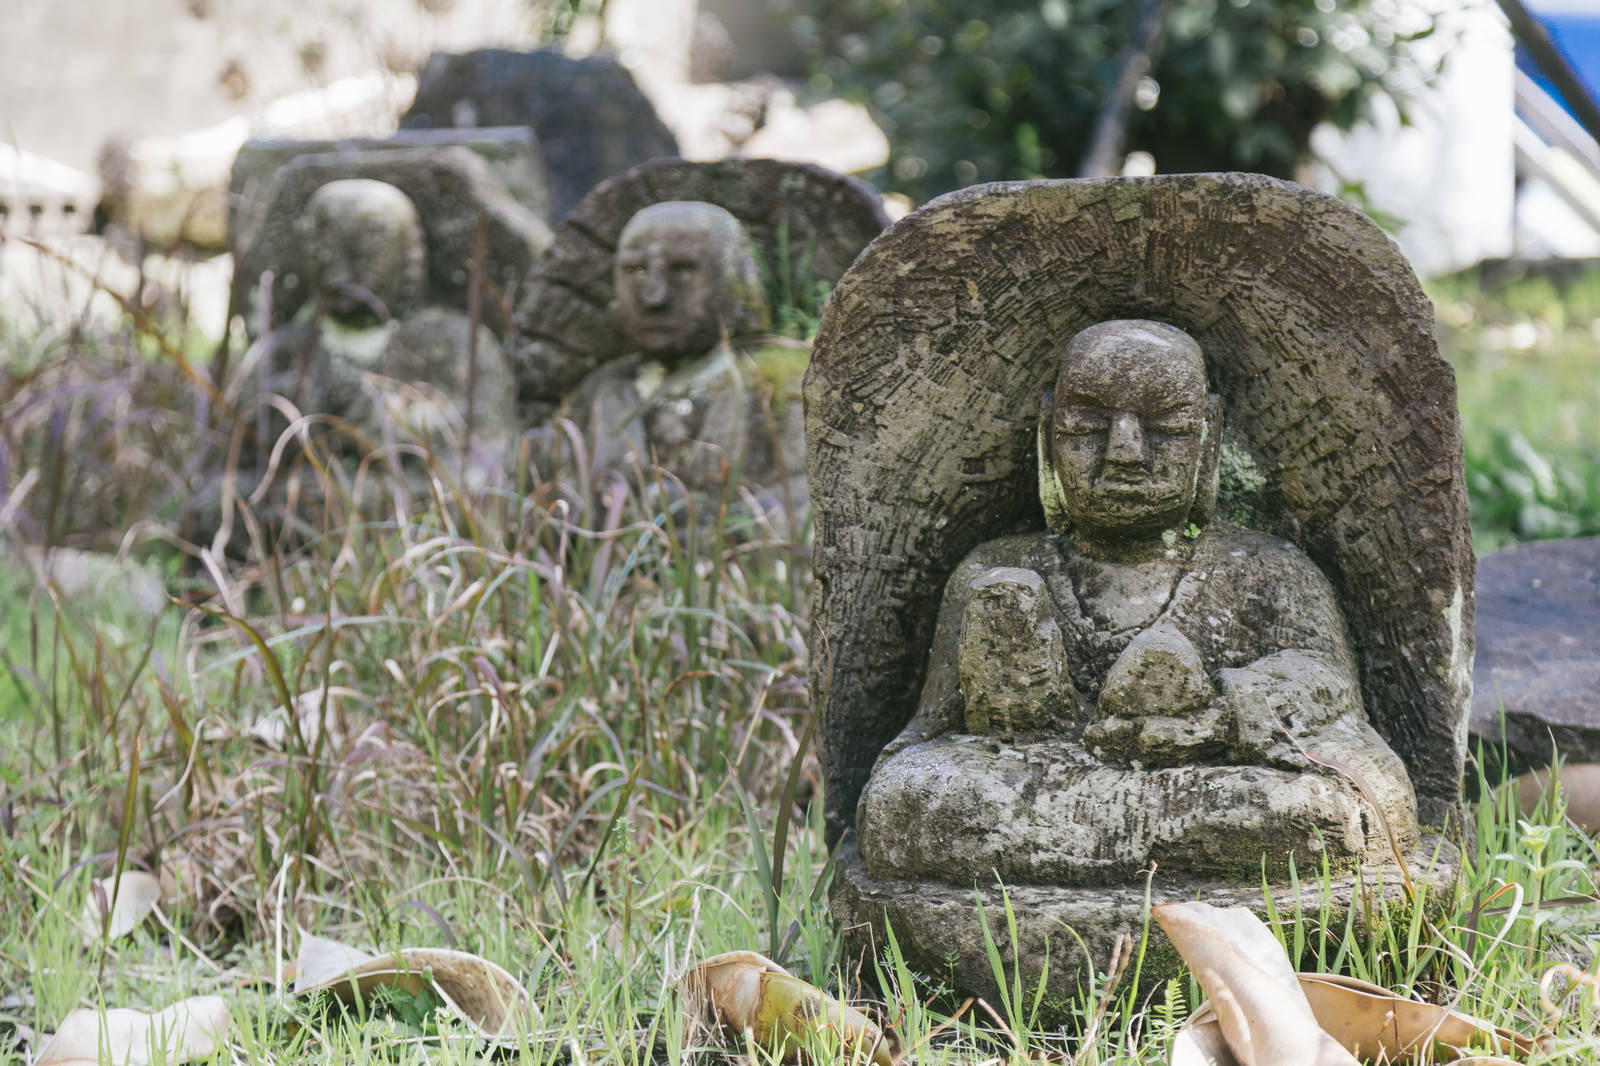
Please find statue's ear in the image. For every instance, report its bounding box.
[1036,390,1071,533]
[1189,393,1223,526]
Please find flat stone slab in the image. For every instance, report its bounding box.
[1471,535,1600,771]
[229,127,553,253]
[832,837,1458,1009]
[233,144,551,341]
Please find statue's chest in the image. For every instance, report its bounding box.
[1039,555,1220,697]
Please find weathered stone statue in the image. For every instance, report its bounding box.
[551,200,791,501]
[257,178,516,465]
[810,174,1475,1002]
[234,143,550,345]
[512,158,890,514]
[858,320,1416,887]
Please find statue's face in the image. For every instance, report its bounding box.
[614,204,727,361]
[1049,324,1209,540]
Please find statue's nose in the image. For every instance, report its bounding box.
[639,262,670,309]
[1105,412,1146,465]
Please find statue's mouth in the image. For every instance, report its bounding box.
[1095,476,1154,493]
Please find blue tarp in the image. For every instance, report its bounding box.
[1518,3,1600,120]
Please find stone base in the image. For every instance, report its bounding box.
[831,837,1459,1016]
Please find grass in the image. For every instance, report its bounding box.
[1,244,1599,1066]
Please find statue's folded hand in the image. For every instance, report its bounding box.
[1085,623,1226,765]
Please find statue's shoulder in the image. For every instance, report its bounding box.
[1194,525,1339,600]
[946,533,1060,590]
[567,354,647,406]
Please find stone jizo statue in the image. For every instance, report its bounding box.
[810,174,1475,1004]
[857,320,1418,886]
[553,201,803,505]
[613,201,768,362]
[251,178,516,492]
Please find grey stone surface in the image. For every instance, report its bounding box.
[229,126,553,256]
[513,157,889,414]
[1471,535,1600,770]
[401,48,679,220]
[806,176,1474,846]
[233,145,551,341]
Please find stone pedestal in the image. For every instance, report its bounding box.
[832,837,1459,1009]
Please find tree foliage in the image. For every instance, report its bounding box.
[790,0,1433,201]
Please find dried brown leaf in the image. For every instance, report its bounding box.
[1300,973,1538,1062]
[1155,901,1356,1066]
[293,932,537,1038]
[679,950,894,1065]
[82,871,161,941]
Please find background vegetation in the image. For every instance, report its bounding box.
[790,0,1429,200]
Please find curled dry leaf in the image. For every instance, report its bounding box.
[1155,901,1357,1066]
[33,995,230,1066]
[679,950,895,1066]
[82,871,162,941]
[1513,763,1600,833]
[293,932,537,1038]
[1300,972,1538,1062]
[1159,904,1541,1065]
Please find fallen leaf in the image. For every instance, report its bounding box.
[679,950,894,1066]
[1158,904,1540,1065]
[292,932,537,1038]
[1513,764,1600,833]
[1299,972,1537,1062]
[1155,901,1356,1065]
[293,930,376,993]
[33,995,230,1066]
[82,871,161,941]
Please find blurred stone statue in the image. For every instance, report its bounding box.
[254,177,516,485]
[855,320,1418,885]
[548,200,805,510]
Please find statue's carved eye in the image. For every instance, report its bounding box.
[1147,409,1201,436]
[622,262,647,276]
[669,260,700,276]
[1055,406,1109,435]
[1147,418,1199,436]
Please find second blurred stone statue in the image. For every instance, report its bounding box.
[513,158,890,519]
[553,200,794,504]
[254,176,517,480]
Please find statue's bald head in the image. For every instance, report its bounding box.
[613,201,770,362]
[304,178,426,325]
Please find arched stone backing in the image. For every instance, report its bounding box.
[805,174,1474,842]
[235,145,552,340]
[512,157,890,413]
